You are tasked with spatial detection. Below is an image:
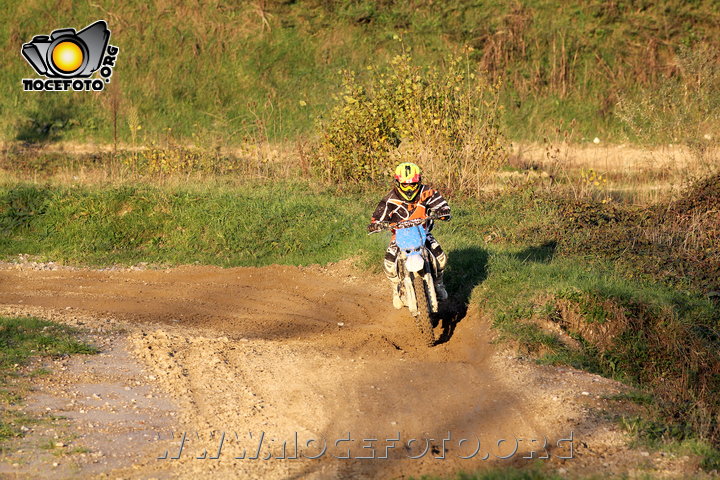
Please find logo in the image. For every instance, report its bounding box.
[21,20,119,92]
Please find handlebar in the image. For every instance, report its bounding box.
[368,212,444,235]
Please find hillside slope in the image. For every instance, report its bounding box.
[3,0,719,144]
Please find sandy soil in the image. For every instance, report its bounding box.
[0,260,708,479]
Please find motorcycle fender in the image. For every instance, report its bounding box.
[405,254,424,273]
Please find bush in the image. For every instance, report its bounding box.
[316,45,507,195]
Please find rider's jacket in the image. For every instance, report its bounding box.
[370,185,450,234]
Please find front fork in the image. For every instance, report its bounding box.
[401,255,439,316]
[424,269,439,313]
[403,274,417,315]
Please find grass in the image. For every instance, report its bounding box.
[620,416,720,472]
[1,1,719,145]
[0,317,97,371]
[0,316,97,442]
[0,180,389,267]
[604,390,655,407]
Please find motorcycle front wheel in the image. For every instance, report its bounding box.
[411,273,435,347]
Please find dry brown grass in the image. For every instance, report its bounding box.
[509,141,720,204]
[3,139,719,210]
[0,140,308,189]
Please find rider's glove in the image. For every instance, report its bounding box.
[367,222,383,233]
[434,207,451,221]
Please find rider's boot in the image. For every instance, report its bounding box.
[428,239,448,302]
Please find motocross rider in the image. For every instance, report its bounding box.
[367,162,451,309]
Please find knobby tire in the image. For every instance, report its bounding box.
[411,273,435,347]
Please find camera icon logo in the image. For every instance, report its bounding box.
[22,20,110,78]
[21,20,119,92]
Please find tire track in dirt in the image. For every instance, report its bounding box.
[0,262,690,479]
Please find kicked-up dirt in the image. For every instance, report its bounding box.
[0,260,709,479]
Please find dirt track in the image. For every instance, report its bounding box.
[0,261,700,479]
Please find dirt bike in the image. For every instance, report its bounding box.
[369,214,443,346]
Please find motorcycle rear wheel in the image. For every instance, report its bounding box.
[411,273,435,347]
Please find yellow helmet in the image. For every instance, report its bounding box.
[394,162,421,201]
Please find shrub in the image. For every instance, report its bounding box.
[316,45,507,195]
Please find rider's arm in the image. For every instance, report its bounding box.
[371,195,392,222]
[368,194,391,232]
[424,190,451,220]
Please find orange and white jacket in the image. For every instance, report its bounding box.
[370,185,450,235]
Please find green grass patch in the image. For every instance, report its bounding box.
[619,416,720,472]
[604,390,655,407]
[475,248,719,429]
[0,317,97,372]
[557,173,720,294]
[0,181,390,267]
[0,316,97,442]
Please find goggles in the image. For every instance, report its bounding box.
[398,182,419,192]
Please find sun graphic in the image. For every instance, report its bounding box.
[51,41,83,73]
